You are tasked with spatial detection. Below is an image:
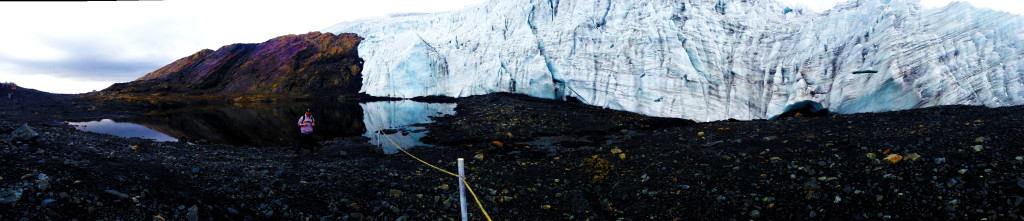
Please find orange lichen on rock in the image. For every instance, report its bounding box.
[884,154,903,164]
[905,153,921,161]
[583,155,613,182]
[866,153,877,159]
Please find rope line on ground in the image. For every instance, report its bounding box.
[379,126,492,221]
[380,127,458,177]
[460,177,493,221]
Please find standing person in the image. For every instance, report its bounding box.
[294,109,318,156]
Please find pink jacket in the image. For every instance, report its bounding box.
[298,114,315,134]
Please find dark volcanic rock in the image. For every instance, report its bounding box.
[409,95,457,103]
[771,100,830,119]
[0,84,113,123]
[12,123,38,141]
[425,93,695,145]
[103,32,364,97]
[4,84,1024,220]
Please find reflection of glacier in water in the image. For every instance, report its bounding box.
[67,101,451,151]
[104,102,365,146]
[69,119,178,142]
[361,101,455,154]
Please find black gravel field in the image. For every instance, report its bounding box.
[1,87,1023,220]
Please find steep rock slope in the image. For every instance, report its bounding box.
[325,0,1024,121]
[105,32,364,96]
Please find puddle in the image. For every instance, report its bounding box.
[361,101,456,154]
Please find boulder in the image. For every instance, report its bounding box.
[187,205,199,221]
[0,188,23,204]
[12,123,38,141]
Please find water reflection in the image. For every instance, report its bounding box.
[361,101,456,154]
[70,119,178,142]
[124,102,366,146]
[68,101,455,150]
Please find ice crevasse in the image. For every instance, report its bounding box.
[324,0,1024,122]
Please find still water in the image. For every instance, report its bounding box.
[70,119,179,142]
[362,101,456,154]
[69,101,455,152]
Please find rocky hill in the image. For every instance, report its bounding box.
[103,32,364,98]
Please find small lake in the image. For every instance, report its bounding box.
[70,119,179,142]
[69,101,455,153]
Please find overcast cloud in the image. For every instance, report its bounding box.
[0,0,1019,94]
[0,0,486,93]
[0,21,193,81]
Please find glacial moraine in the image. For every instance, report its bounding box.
[2,88,1023,220]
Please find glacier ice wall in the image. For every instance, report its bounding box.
[326,0,1024,122]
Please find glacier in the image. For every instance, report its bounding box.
[325,0,1024,122]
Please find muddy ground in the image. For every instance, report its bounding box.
[1,87,1023,220]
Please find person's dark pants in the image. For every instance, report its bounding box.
[294,133,317,154]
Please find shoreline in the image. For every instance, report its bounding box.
[2,89,1023,220]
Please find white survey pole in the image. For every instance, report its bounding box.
[458,158,468,221]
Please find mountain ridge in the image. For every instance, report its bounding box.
[104,31,365,97]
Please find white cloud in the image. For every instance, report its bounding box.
[0,36,69,61]
[4,73,116,94]
[0,0,485,94]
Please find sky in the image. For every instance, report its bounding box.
[0,0,1020,94]
[0,0,486,94]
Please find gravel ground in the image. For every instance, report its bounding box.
[1,88,1023,220]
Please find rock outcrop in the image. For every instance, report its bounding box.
[12,123,38,141]
[104,32,364,97]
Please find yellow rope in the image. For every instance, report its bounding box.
[462,177,493,221]
[381,127,458,177]
[379,126,493,221]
